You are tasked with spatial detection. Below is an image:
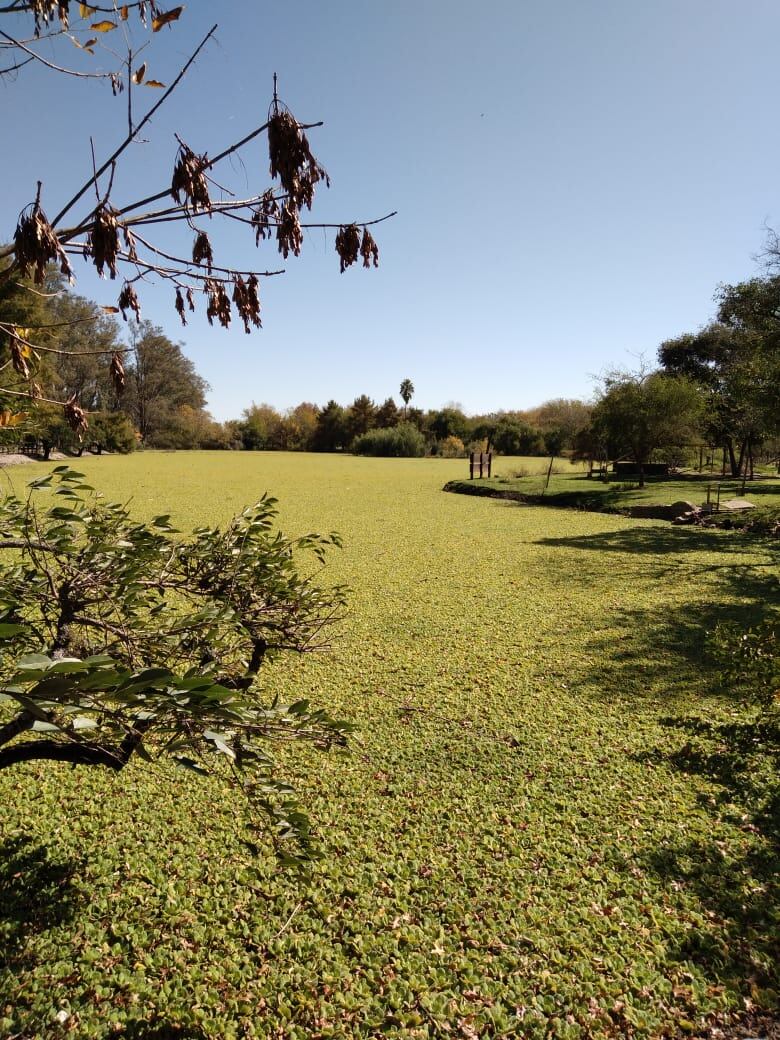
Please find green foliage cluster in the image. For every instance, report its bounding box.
[0,452,777,1037]
[0,466,352,867]
[352,422,425,457]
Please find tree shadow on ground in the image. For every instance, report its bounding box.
[536,523,779,561]
[552,529,780,1000]
[0,836,84,1032]
[0,836,82,969]
[635,713,780,995]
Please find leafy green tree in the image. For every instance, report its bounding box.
[526,399,592,453]
[0,468,351,867]
[83,411,137,455]
[239,403,284,451]
[659,277,780,477]
[591,368,702,487]
[427,407,470,444]
[123,322,209,446]
[375,396,400,429]
[312,400,349,452]
[346,394,376,443]
[491,417,544,456]
[283,402,319,451]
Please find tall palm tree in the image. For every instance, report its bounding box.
[399,378,414,419]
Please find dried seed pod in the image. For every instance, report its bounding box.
[232,274,261,334]
[86,204,121,279]
[276,201,302,259]
[171,142,211,212]
[335,224,360,273]
[117,282,141,322]
[110,352,126,395]
[123,224,139,264]
[11,340,31,380]
[175,288,187,326]
[64,394,88,439]
[251,190,279,245]
[204,278,231,329]
[14,197,74,285]
[30,382,43,401]
[268,109,329,212]
[192,231,214,272]
[185,287,196,312]
[360,227,380,269]
[31,0,68,33]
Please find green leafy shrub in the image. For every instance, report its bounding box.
[0,468,352,866]
[438,435,466,458]
[88,411,137,453]
[352,422,425,457]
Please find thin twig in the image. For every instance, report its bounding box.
[0,28,113,79]
[51,24,218,229]
[273,901,303,939]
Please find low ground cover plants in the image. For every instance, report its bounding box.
[446,465,780,522]
[0,452,777,1038]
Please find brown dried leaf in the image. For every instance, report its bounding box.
[251,190,279,245]
[175,288,187,326]
[133,63,146,85]
[268,108,329,213]
[90,20,118,31]
[152,6,184,31]
[11,340,31,380]
[120,5,129,20]
[232,274,261,334]
[335,224,360,273]
[110,352,125,395]
[85,203,120,279]
[64,394,88,439]
[79,3,97,17]
[276,201,302,259]
[101,305,120,314]
[14,198,74,285]
[204,278,231,329]
[171,142,210,212]
[122,224,138,264]
[360,227,380,268]
[117,282,141,322]
[191,231,213,271]
[185,287,195,312]
[144,79,166,88]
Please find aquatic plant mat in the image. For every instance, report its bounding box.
[1,453,777,1038]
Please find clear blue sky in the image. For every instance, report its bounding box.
[3,1,779,419]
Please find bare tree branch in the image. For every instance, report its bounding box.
[51,24,218,228]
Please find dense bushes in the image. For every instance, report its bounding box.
[352,422,425,457]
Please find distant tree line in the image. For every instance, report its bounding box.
[2,268,777,471]
[226,395,594,459]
